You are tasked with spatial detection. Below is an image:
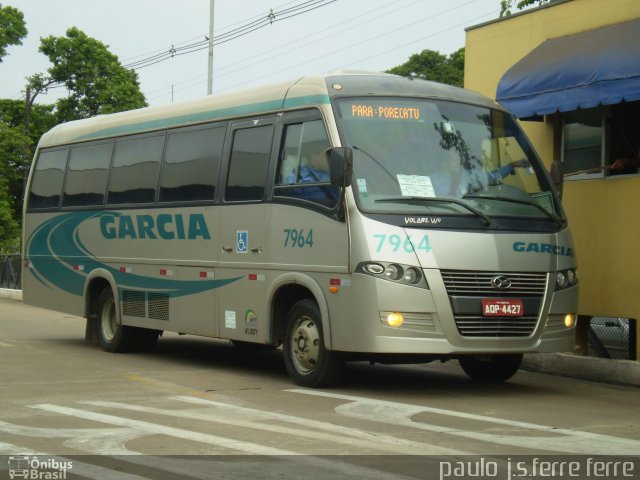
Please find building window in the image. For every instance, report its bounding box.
[562,101,640,180]
[562,109,606,180]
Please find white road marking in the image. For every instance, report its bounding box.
[288,389,640,455]
[84,397,464,455]
[31,403,296,456]
[21,403,421,480]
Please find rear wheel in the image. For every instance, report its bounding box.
[98,287,134,352]
[283,299,343,387]
[97,287,160,352]
[459,353,523,382]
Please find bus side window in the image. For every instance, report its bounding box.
[63,142,112,207]
[160,125,225,203]
[107,134,164,205]
[274,120,338,207]
[29,148,69,209]
[224,125,273,202]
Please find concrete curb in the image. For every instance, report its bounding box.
[523,352,640,387]
[0,288,22,301]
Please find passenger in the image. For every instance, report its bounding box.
[284,149,338,205]
[285,149,330,184]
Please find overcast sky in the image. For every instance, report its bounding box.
[1,0,502,107]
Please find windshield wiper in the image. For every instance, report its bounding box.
[375,196,492,226]
[463,194,565,227]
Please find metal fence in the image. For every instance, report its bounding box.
[0,253,21,289]
[588,317,637,360]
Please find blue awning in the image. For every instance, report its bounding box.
[496,19,640,119]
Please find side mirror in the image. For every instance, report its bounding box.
[327,147,353,188]
[550,160,563,198]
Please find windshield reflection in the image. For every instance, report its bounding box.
[336,98,559,220]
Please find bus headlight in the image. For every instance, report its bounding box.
[357,262,429,289]
[555,268,578,290]
[384,264,403,281]
[403,267,422,284]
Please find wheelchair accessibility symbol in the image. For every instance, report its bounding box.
[236,230,248,253]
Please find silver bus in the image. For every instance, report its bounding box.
[22,73,578,387]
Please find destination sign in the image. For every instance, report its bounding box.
[348,104,422,120]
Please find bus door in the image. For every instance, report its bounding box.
[217,117,276,342]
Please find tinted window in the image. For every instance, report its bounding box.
[160,125,225,202]
[63,142,113,207]
[108,134,164,204]
[225,125,273,202]
[29,149,68,209]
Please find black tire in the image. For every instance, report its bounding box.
[459,353,523,383]
[134,327,161,352]
[283,299,344,387]
[97,287,136,353]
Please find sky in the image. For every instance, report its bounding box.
[0,0,503,108]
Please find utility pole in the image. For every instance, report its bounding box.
[207,0,215,95]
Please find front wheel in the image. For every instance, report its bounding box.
[459,353,523,382]
[283,299,344,387]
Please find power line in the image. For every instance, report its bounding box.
[123,0,336,71]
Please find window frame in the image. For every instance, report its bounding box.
[27,146,71,211]
[158,122,227,205]
[106,131,167,206]
[221,117,277,204]
[61,139,115,209]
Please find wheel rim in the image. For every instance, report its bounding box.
[100,297,118,342]
[290,315,321,374]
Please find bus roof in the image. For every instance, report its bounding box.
[36,72,501,148]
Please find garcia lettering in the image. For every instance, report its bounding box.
[513,241,574,257]
[100,213,211,240]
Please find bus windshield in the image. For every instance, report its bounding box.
[335,98,560,222]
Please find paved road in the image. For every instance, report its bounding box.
[1,299,639,479]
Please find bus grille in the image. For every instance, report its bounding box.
[454,315,538,337]
[441,270,547,338]
[441,270,547,296]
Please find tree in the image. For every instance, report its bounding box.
[499,0,554,17]
[386,48,465,87]
[0,121,28,252]
[0,100,55,225]
[32,27,147,122]
[0,3,27,62]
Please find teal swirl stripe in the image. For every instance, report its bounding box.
[26,211,242,297]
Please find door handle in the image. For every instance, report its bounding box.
[251,247,263,254]
[222,247,233,253]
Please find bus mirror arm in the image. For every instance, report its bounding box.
[327,147,353,188]
[327,147,353,221]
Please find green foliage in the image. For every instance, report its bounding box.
[37,27,147,122]
[0,121,28,252]
[499,0,553,17]
[386,48,465,87]
[0,3,27,62]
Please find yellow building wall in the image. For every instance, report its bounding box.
[465,0,640,325]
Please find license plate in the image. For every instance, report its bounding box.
[482,299,524,317]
